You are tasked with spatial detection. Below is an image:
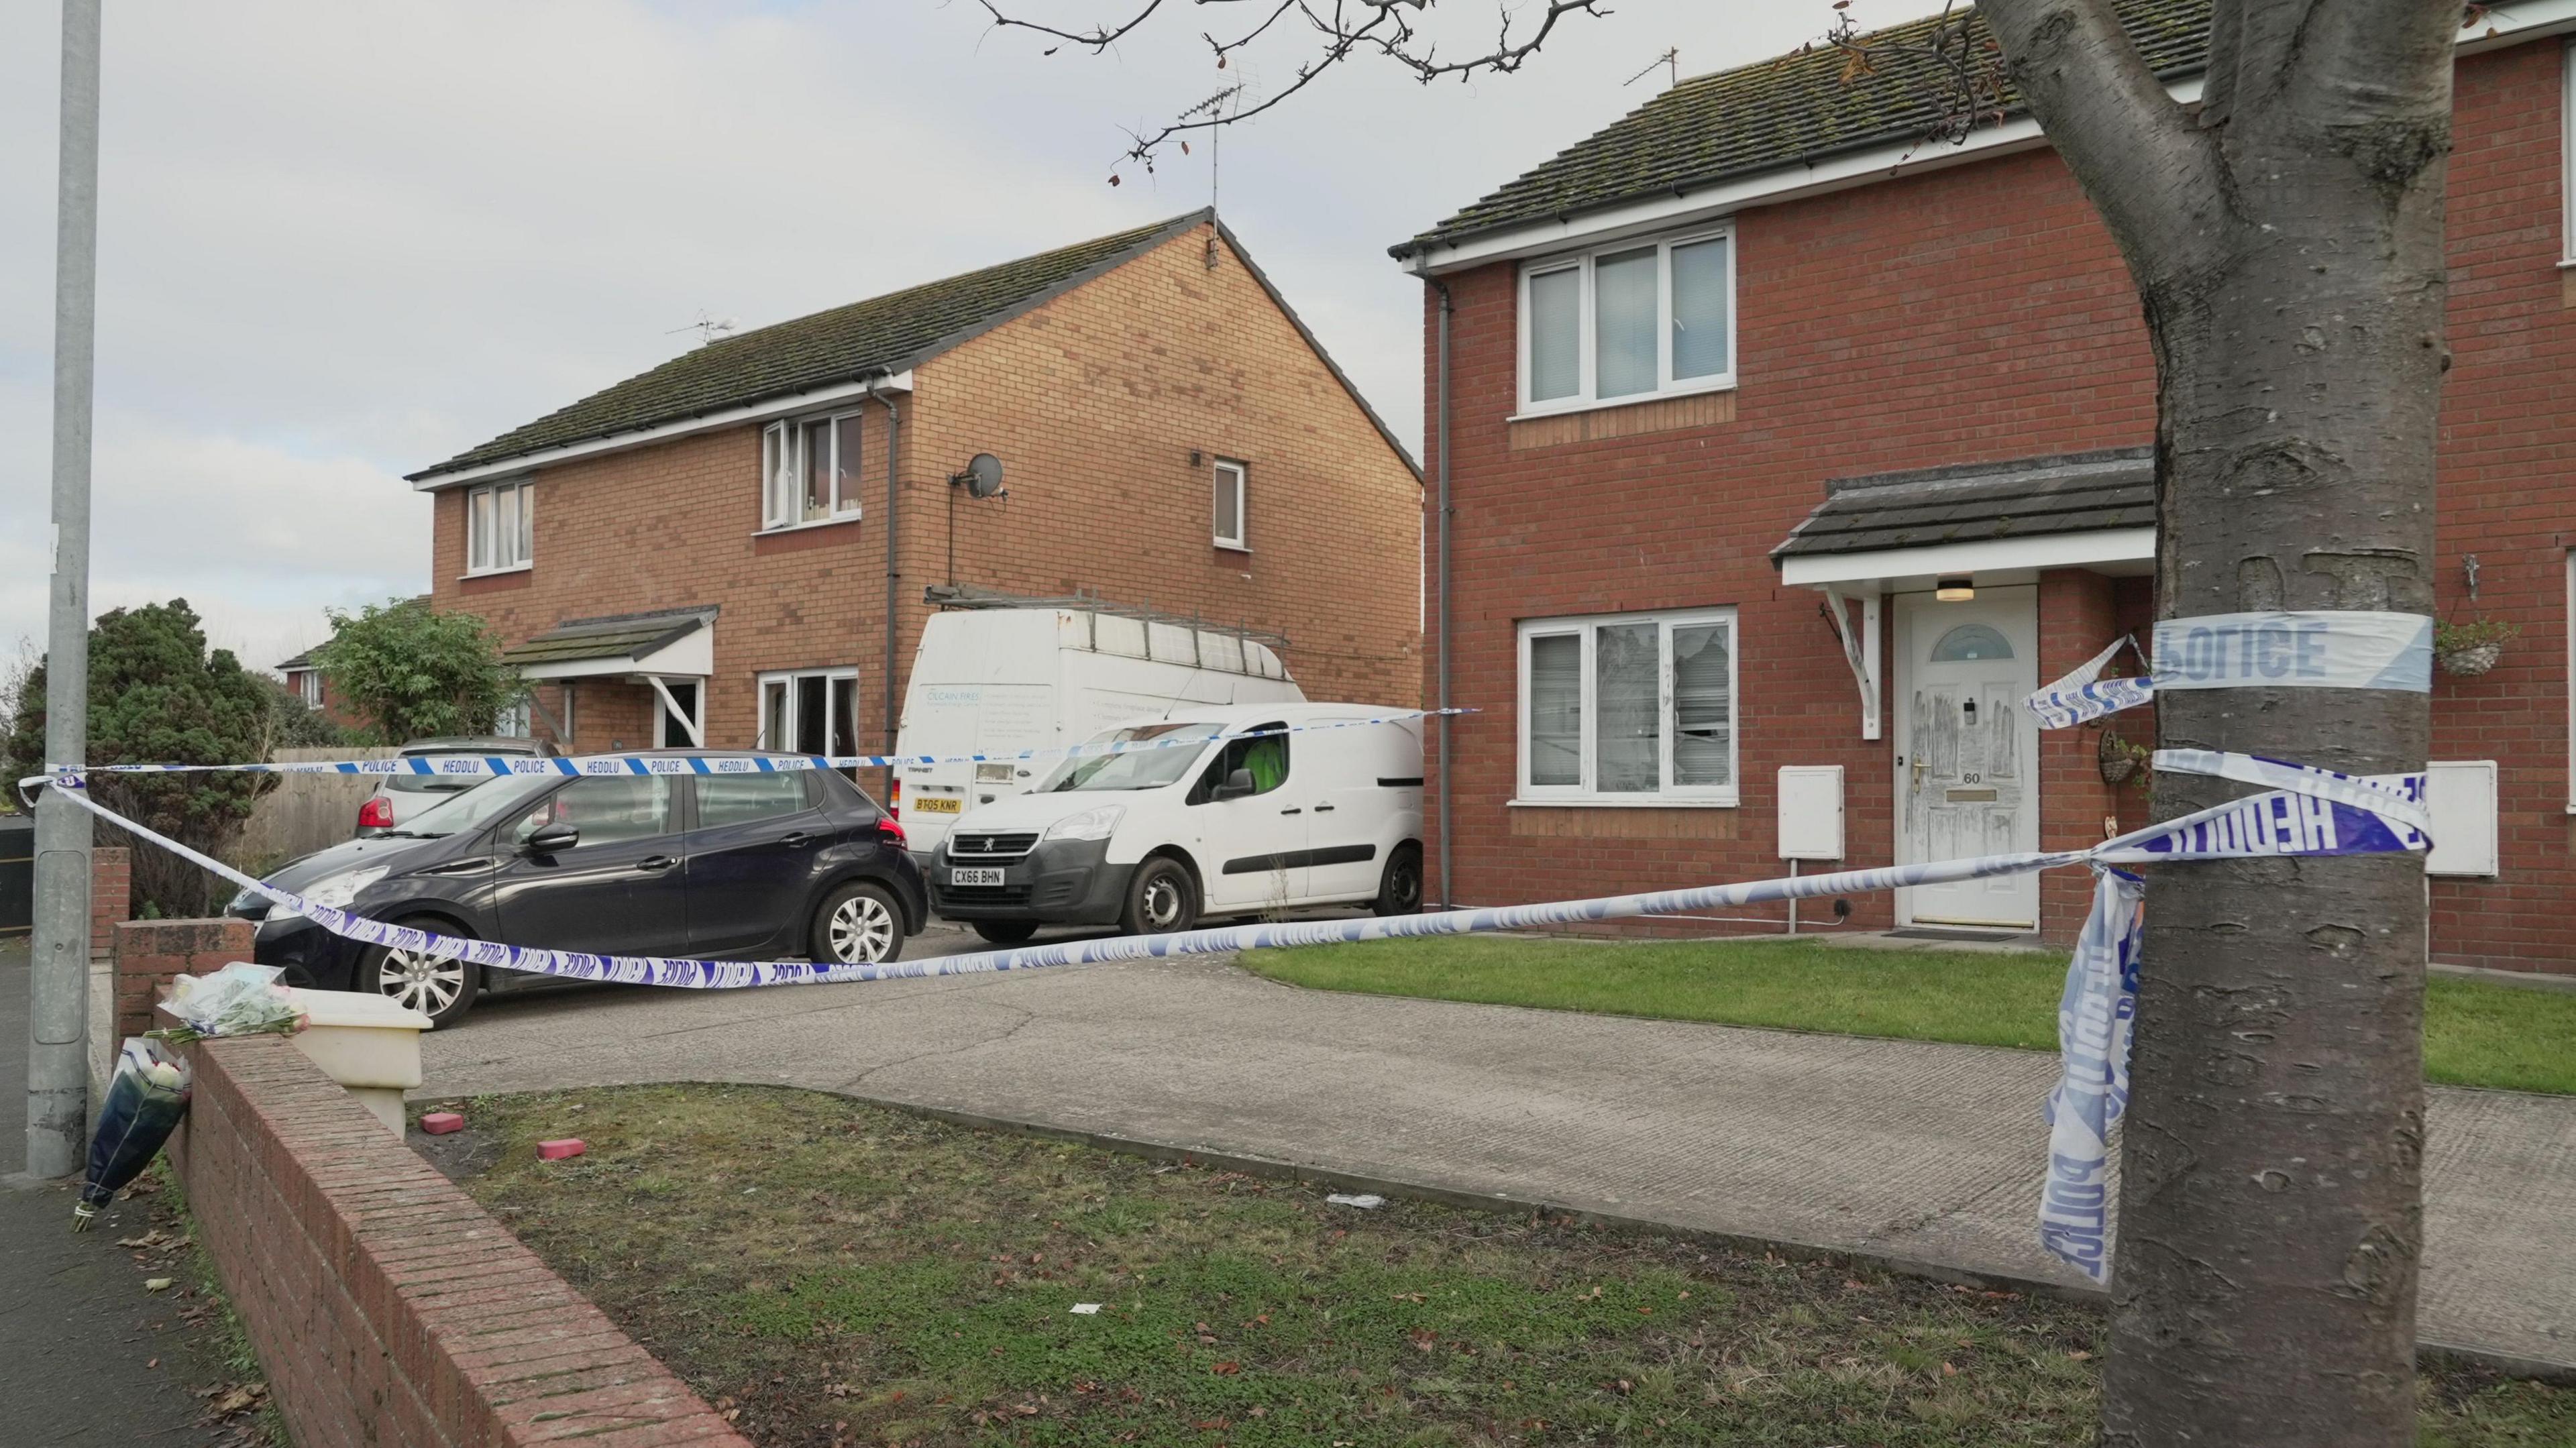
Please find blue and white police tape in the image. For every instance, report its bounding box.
[39,744,2430,1286]
[20,708,1472,794]
[2021,610,2436,730]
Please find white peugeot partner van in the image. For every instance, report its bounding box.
[893,607,1305,859]
[926,702,1425,942]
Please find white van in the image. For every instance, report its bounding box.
[892,607,1304,858]
[924,702,1425,943]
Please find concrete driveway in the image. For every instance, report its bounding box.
[419,923,2576,1373]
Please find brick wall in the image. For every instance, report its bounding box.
[164,1029,751,1448]
[431,221,1423,769]
[90,845,129,968]
[1424,41,2574,970]
[111,917,252,1042]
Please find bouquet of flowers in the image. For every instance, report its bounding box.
[73,1037,193,1231]
[156,961,306,1045]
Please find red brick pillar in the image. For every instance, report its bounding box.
[2036,570,2127,946]
[112,917,254,1043]
[89,846,130,969]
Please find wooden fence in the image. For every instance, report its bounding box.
[232,746,397,869]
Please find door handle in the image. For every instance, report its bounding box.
[780,832,813,849]
[1279,807,1302,816]
[1313,804,1336,813]
[637,855,677,872]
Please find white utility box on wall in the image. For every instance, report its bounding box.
[1778,765,1846,861]
[2424,760,2499,878]
[281,986,433,1135]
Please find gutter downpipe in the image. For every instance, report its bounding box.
[867,374,902,802]
[1430,278,1455,909]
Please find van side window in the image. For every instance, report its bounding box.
[1189,722,1290,804]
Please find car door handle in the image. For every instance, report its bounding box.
[1279,807,1302,816]
[1312,804,1336,813]
[780,832,814,849]
[637,855,677,872]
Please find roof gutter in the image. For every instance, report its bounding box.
[409,370,914,490]
[1395,0,2576,278]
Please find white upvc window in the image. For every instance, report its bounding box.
[757,667,860,757]
[1213,458,1249,551]
[466,478,533,574]
[1517,607,1739,805]
[2564,40,2575,264]
[761,412,865,531]
[293,670,322,707]
[493,697,531,738]
[1519,225,1736,415]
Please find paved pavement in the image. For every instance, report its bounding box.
[1,937,249,1445]
[421,923,2576,1372]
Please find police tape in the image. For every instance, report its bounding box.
[37,746,2428,1286]
[2021,610,2435,729]
[18,709,1472,796]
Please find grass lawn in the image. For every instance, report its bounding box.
[1240,937,2576,1097]
[441,1084,2572,1447]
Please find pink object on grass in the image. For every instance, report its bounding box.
[536,1138,586,1161]
[419,1112,464,1135]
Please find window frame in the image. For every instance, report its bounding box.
[464,478,534,576]
[760,411,867,533]
[292,670,322,708]
[1515,606,1740,806]
[1516,224,1738,417]
[756,667,861,756]
[1213,457,1250,551]
[2564,40,2575,265]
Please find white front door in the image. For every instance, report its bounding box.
[1894,587,2040,928]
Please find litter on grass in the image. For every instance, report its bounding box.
[1069,1303,1104,1315]
[1326,1192,1387,1209]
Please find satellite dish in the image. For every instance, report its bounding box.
[957,453,1005,499]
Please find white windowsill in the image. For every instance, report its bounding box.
[1214,539,1252,553]
[755,512,863,537]
[1510,796,1739,810]
[460,563,532,580]
[1508,378,1737,424]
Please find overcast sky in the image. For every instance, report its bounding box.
[0,0,1935,674]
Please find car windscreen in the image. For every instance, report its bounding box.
[1034,722,1224,793]
[394,773,560,836]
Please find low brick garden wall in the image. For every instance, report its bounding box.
[123,923,751,1447]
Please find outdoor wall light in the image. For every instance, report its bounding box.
[1935,575,1976,602]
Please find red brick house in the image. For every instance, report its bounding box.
[1392,1,2576,972]
[409,211,1420,767]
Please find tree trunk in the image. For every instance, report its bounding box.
[1974,3,2460,1443]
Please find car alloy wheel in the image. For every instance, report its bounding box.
[827,891,898,963]
[377,946,467,1017]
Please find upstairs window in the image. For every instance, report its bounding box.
[1214,458,1249,551]
[1519,227,1735,413]
[466,479,533,574]
[762,412,865,531]
[292,670,322,707]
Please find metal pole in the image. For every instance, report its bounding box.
[28,0,101,1180]
[1432,280,1454,909]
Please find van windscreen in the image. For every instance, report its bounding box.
[1035,722,1224,793]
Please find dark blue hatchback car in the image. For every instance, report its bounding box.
[228,755,926,1026]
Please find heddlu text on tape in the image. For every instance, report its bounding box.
[2150,610,2432,693]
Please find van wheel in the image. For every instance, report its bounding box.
[1122,857,1199,937]
[814,881,906,965]
[358,918,482,1028]
[972,920,1040,945]
[1374,843,1425,917]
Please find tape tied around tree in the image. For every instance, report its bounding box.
[38,746,2425,1286]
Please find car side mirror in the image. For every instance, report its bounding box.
[1212,768,1256,801]
[523,823,580,854]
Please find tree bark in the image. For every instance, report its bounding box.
[1976,1,2459,1443]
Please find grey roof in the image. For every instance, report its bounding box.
[277,646,321,671]
[1770,447,2155,561]
[1394,0,2212,260]
[417,211,1417,482]
[498,606,716,668]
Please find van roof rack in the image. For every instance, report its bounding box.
[921,583,1291,654]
